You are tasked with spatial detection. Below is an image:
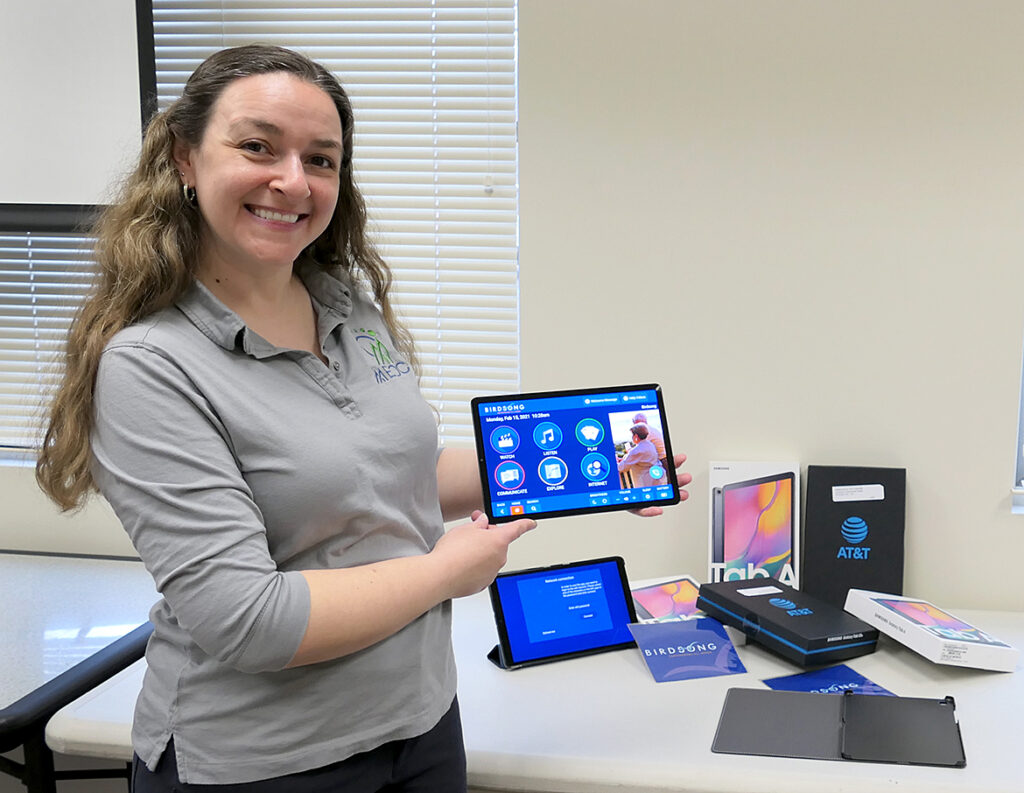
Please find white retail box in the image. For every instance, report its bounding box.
[845,589,1019,673]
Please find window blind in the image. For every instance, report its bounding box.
[0,232,94,448]
[0,0,518,451]
[153,0,520,443]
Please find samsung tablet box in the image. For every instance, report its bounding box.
[708,462,800,588]
[697,579,878,667]
[845,589,1020,673]
[801,466,905,608]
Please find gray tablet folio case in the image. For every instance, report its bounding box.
[712,688,966,768]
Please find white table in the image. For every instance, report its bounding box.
[0,552,156,793]
[47,588,1024,793]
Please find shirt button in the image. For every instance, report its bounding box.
[332,361,340,371]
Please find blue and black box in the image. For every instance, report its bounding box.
[801,466,906,609]
[697,579,878,667]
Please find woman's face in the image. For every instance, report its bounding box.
[174,72,343,277]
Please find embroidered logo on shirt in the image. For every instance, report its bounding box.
[355,328,412,383]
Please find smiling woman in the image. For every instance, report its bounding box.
[172,72,345,356]
[35,45,398,511]
[174,75,342,280]
[33,44,536,792]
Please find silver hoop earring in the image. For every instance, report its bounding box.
[183,183,198,207]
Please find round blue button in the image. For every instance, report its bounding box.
[537,456,568,486]
[493,460,525,490]
[580,452,610,482]
[489,426,520,454]
[532,422,563,450]
[574,419,605,446]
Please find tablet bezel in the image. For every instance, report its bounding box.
[488,557,638,670]
[471,383,679,524]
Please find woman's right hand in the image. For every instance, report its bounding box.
[292,512,535,667]
[431,511,536,599]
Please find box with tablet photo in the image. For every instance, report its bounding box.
[845,588,1020,672]
[708,462,799,587]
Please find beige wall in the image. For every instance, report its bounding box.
[4,1,1024,611]
[502,0,1024,609]
[0,466,132,556]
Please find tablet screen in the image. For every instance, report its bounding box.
[489,557,637,668]
[631,576,702,621]
[717,473,794,579]
[471,384,679,522]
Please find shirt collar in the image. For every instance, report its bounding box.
[176,263,355,355]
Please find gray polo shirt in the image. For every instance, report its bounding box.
[91,264,455,784]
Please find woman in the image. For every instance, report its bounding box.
[36,45,688,791]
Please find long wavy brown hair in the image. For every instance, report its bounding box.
[36,44,415,512]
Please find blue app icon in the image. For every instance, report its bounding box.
[490,426,520,454]
[533,422,563,450]
[574,419,605,446]
[649,464,665,480]
[537,456,568,486]
[580,452,610,482]
[493,460,525,490]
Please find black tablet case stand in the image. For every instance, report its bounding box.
[712,688,966,768]
[487,644,511,669]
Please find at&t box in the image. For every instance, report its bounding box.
[845,589,1020,673]
[801,466,905,608]
[697,579,878,667]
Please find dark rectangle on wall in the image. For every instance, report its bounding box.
[0,204,102,233]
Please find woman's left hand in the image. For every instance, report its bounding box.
[630,452,691,517]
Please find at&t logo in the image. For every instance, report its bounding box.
[768,597,812,617]
[837,516,871,560]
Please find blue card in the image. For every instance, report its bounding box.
[762,664,895,696]
[629,617,746,683]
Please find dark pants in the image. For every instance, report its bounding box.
[131,698,467,793]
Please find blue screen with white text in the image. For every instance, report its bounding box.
[495,559,634,664]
